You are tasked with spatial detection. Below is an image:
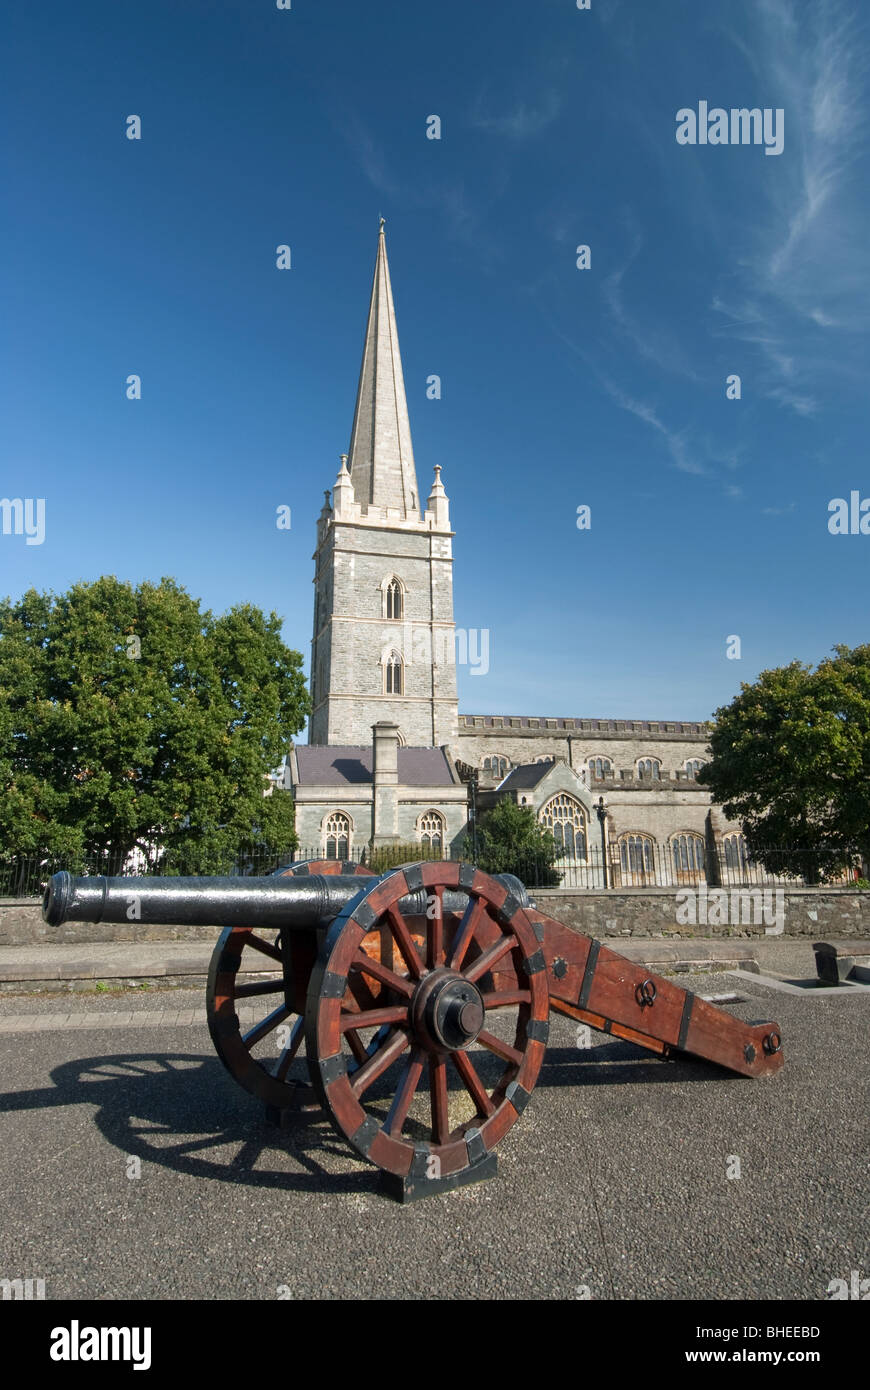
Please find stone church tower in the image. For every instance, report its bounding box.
[287,219,736,874]
[309,220,459,748]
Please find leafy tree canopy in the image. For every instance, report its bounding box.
[470,798,560,887]
[699,644,870,881]
[0,576,310,871]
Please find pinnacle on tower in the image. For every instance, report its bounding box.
[333,452,354,517]
[346,220,421,517]
[427,464,450,529]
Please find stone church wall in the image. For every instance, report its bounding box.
[455,729,741,847]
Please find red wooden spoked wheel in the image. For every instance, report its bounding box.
[206,860,374,1108]
[306,861,549,1185]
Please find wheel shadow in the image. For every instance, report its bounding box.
[1,1052,378,1195]
[0,1038,740,1197]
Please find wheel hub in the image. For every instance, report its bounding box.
[411,969,485,1052]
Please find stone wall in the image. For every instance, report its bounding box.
[0,899,220,947]
[5,887,869,947]
[532,887,870,939]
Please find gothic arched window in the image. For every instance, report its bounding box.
[418,810,444,852]
[723,834,751,875]
[685,759,704,780]
[539,794,587,857]
[637,758,661,780]
[588,757,612,780]
[671,833,706,880]
[324,811,351,860]
[482,754,509,780]
[384,650,403,695]
[384,577,403,620]
[619,834,656,880]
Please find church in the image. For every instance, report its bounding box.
[283,223,746,886]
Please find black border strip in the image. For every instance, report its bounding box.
[577,938,601,1009]
[677,991,695,1051]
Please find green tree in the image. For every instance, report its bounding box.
[366,841,443,875]
[699,644,870,882]
[469,798,560,887]
[0,577,311,870]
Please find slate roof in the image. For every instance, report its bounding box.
[295,745,456,787]
[498,760,556,791]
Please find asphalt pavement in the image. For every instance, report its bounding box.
[0,939,867,1300]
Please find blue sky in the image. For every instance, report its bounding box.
[3,0,868,732]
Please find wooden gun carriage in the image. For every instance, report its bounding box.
[43,858,784,1201]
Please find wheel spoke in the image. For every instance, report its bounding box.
[235,978,285,999]
[349,1029,410,1097]
[273,1016,305,1080]
[481,988,531,1009]
[386,905,424,980]
[242,1004,291,1048]
[340,1004,409,1033]
[463,933,516,984]
[451,1049,495,1118]
[367,1024,393,1054]
[384,1047,427,1136]
[476,1028,524,1066]
[347,969,379,1012]
[430,1055,450,1144]
[350,951,415,999]
[447,897,486,971]
[345,1028,369,1066]
[244,932,283,963]
[427,885,444,969]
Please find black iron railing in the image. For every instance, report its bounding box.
[1,843,865,898]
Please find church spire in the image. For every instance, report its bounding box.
[346,219,421,517]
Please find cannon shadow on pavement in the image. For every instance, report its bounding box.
[0,1041,740,1195]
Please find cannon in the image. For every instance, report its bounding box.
[43,859,784,1201]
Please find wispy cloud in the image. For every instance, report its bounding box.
[333,110,506,257]
[761,501,797,516]
[760,0,868,305]
[602,224,704,381]
[711,294,819,414]
[713,0,869,413]
[597,371,704,475]
[469,92,562,141]
[339,113,402,199]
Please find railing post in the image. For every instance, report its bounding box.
[596,798,608,889]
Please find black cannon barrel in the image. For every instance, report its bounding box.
[42,872,368,931]
[42,870,532,932]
